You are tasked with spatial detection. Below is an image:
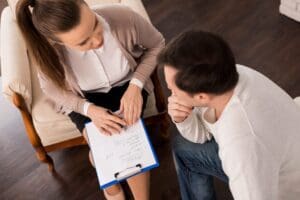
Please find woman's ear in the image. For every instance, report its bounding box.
[47,36,63,46]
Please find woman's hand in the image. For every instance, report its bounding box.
[119,83,143,126]
[168,95,193,123]
[87,104,127,135]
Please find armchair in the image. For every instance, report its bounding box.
[1,0,169,172]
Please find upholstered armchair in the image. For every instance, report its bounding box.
[1,0,169,172]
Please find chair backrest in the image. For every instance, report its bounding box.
[7,0,150,22]
[6,0,119,16]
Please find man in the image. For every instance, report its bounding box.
[158,30,300,200]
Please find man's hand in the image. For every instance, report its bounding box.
[87,104,127,135]
[168,95,193,123]
[119,83,143,126]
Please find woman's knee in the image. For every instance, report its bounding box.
[89,151,95,167]
[104,184,122,196]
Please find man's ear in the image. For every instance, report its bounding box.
[193,93,211,104]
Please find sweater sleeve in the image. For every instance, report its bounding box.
[175,108,212,143]
[130,8,165,85]
[37,72,89,115]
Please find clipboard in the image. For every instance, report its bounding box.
[85,119,159,189]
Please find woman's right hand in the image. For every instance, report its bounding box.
[87,104,127,135]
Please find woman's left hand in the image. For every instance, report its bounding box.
[119,83,143,126]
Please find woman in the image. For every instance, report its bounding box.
[16,0,165,199]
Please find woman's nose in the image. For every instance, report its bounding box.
[92,36,103,49]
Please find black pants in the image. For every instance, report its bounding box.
[68,82,148,133]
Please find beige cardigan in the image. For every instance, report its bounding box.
[38,5,165,115]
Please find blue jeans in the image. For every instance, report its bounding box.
[172,133,228,200]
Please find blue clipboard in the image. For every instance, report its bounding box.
[85,119,159,189]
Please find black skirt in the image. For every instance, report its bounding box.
[68,82,148,133]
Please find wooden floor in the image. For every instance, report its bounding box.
[1,0,300,200]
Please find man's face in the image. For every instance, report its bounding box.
[164,65,200,107]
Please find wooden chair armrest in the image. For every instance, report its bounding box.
[12,92,44,149]
[12,92,55,171]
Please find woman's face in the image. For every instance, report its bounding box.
[55,4,104,51]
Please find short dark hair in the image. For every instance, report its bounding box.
[158,30,239,95]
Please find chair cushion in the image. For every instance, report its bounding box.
[30,62,81,146]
